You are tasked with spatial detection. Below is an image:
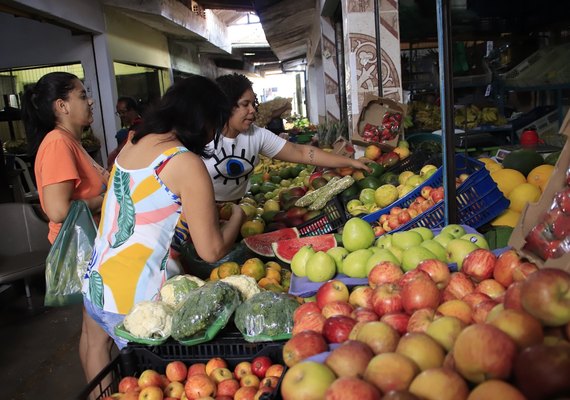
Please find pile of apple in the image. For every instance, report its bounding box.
[102,354,284,400]
[280,249,570,400]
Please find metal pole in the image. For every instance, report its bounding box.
[374,0,383,97]
[436,0,457,224]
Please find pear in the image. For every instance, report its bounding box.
[434,232,454,248]
[342,248,373,278]
[446,239,479,269]
[402,246,437,272]
[291,245,315,277]
[420,239,447,262]
[392,231,424,250]
[342,218,376,252]
[460,233,490,250]
[440,224,466,239]
[327,247,349,274]
[388,246,404,263]
[306,251,337,282]
[375,234,393,249]
[365,249,401,274]
[410,227,435,241]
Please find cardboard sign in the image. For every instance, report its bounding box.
[353,95,407,148]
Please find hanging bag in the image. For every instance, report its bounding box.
[44,200,97,307]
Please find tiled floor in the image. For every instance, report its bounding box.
[0,276,90,400]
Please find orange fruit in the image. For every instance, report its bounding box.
[240,258,266,281]
[265,261,282,272]
[257,277,280,288]
[209,267,220,281]
[217,261,241,278]
[265,267,281,283]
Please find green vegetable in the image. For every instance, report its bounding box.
[234,291,299,340]
[171,281,240,341]
[295,176,341,207]
[308,176,355,210]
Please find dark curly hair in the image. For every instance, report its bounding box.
[132,74,230,158]
[215,73,259,110]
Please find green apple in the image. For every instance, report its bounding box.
[365,249,401,274]
[410,227,435,241]
[388,246,404,263]
[359,188,377,205]
[440,224,467,239]
[375,234,393,249]
[446,239,479,269]
[326,247,349,274]
[392,231,424,250]
[306,251,337,282]
[402,246,437,272]
[460,233,490,250]
[420,239,447,262]
[434,232,454,248]
[342,248,373,278]
[281,361,336,400]
[291,245,315,277]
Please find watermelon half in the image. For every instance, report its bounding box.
[243,227,300,257]
[272,234,337,263]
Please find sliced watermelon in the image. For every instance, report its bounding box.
[243,227,300,257]
[272,234,337,263]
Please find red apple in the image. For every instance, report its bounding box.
[436,299,472,325]
[251,356,272,379]
[381,313,410,335]
[466,379,526,400]
[354,321,400,355]
[324,340,374,378]
[453,323,517,383]
[503,281,523,311]
[348,286,374,308]
[293,302,321,325]
[280,361,336,400]
[324,376,382,400]
[442,272,474,301]
[417,259,451,289]
[398,210,412,224]
[409,368,469,400]
[292,311,326,335]
[260,376,279,389]
[493,249,522,287]
[205,357,227,377]
[138,386,163,400]
[475,279,506,301]
[321,300,354,319]
[512,262,538,282]
[351,307,379,322]
[184,374,216,399]
[234,386,257,400]
[461,292,491,309]
[240,374,260,388]
[472,300,498,324]
[421,186,433,200]
[407,308,436,333]
[513,343,570,400]
[118,376,139,393]
[233,361,252,380]
[390,206,403,216]
[398,269,430,288]
[217,379,240,398]
[164,381,185,399]
[316,279,350,309]
[430,188,444,203]
[487,308,544,349]
[165,361,187,383]
[363,352,420,393]
[396,332,446,371]
[368,262,403,288]
[520,268,570,326]
[401,275,440,315]
[138,370,163,389]
[372,283,403,316]
[322,315,358,343]
[282,330,328,367]
[187,363,207,378]
[426,316,466,352]
[462,249,497,282]
[254,386,274,400]
[265,364,284,379]
[211,367,233,384]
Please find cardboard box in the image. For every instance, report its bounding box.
[352,95,407,148]
[332,137,355,159]
[509,109,570,272]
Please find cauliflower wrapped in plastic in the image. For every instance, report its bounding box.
[160,274,205,308]
[220,275,261,300]
[123,300,174,339]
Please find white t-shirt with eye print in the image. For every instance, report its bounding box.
[203,124,287,201]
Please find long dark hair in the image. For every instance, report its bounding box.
[215,73,258,109]
[21,72,78,157]
[132,74,230,158]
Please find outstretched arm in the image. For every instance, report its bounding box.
[274,142,371,172]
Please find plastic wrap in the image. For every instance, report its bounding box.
[523,166,570,260]
[118,300,174,344]
[171,281,240,343]
[234,291,299,342]
[159,274,205,308]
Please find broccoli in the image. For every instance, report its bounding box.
[171,281,240,341]
[234,291,299,340]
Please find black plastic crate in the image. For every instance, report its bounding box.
[297,196,348,237]
[384,150,442,175]
[78,338,285,400]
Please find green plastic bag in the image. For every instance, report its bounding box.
[44,200,97,307]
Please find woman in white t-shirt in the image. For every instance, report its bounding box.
[204,73,370,202]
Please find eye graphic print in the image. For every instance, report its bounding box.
[212,144,256,185]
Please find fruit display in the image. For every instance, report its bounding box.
[279,246,570,400]
[209,257,292,293]
[408,101,507,131]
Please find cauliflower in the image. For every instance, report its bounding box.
[220,275,261,300]
[123,301,173,339]
[160,274,205,308]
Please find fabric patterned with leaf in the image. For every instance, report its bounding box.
[110,169,135,248]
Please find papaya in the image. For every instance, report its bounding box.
[544,151,561,166]
[501,149,544,176]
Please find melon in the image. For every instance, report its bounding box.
[272,234,337,263]
[243,228,299,257]
[502,149,544,176]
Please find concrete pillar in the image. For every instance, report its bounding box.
[340,0,402,138]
